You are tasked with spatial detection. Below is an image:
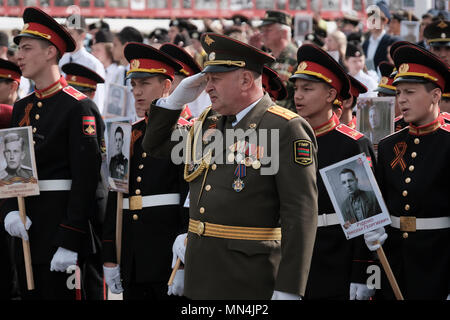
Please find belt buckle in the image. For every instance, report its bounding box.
[129,195,143,211]
[400,216,416,232]
[197,222,205,236]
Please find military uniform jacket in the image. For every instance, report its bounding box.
[102,119,189,286]
[305,114,376,300]
[1,77,102,264]
[376,116,450,299]
[143,93,318,299]
[109,153,128,180]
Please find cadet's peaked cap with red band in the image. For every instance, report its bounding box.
[392,44,449,91]
[14,7,76,54]
[0,58,22,83]
[124,42,182,81]
[375,61,396,96]
[290,43,351,100]
[201,33,275,74]
[263,65,287,101]
[159,43,202,77]
[62,63,104,91]
[0,104,13,129]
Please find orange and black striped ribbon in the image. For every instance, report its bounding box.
[130,129,143,158]
[390,141,407,171]
[18,103,33,127]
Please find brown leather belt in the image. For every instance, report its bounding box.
[188,218,281,241]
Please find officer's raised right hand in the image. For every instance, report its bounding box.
[364,227,388,251]
[158,73,207,110]
[103,263,124,294]
[4,211,31,241]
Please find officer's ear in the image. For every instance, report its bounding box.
[162,78,172,96]
[431,87,442,105]
[240,69,258,91]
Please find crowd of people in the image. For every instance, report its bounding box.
[0,0,449,302]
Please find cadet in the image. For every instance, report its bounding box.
[2,7,102,300]
[364,43,450,300]
[142,33,318,299]
[0,58,21,105]
[262,65,288,102]
[337,74,368,129]
[101,42,189,300]
[291,44,376,300]
[424,19,450,66]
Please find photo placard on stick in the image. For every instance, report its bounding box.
[106,121,131,193]
[104,83,128,118]
[319,153,391,239]
[0,126,39,199]
[294,14,313,42]
[400,21,420,43]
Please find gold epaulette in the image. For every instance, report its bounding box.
[267,105,299,121]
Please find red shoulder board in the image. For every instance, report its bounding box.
[441,112,450,122]
[335,124,364,140]
[394,115,403,122]
[63,86,87,100]
[440,123,450,132]
[177,117,191,126]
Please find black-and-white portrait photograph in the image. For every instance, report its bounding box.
[0,126,39,198]
[105,83,127,118]
[320,153,391,239]
[294,14,313,41]
[402,0,415,9]
[356,97,395,146]
[433,0,448,11]
[106,121,131,192]
[401,21,420,43]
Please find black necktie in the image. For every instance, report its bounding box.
[224,115,236,131]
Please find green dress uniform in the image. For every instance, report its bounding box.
[142,33,319,299]
[376,43,450,300]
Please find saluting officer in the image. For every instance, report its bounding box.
[291,44,376,300]
[142,33,318,299]
[364,43,450,300]
[1,7,102,300]
[101,42,189,300]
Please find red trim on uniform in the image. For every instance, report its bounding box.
[22,22,67,54]
[395,63,445,90]
[0,68,21,83]
[66,74,98,88]
[129,58,175,79]
[35,76,67,99]
[441,112,450,122]
[59,224,86,234]
[335,123,364,140]
[63,86,87,101]
[408,115,443,136]
[313,113,340,137]
[297,61,343,94]
[347,116,357,129]
[178,61,195,77]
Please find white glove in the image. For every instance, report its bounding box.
[171,233,187,268]
[50,247,78,272]
[158,73,207,110]
[447,293,450,300]
[350,283,375,300]
[364,227,388,251]
[167,269,184,296]
[103,265,124,294]
[4,211,31,241]
[271,290,302,300]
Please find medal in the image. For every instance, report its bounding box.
[232,177,245,192]
[232,163,246,192]
[227,153,235,163]
[244,157,253,167]
[252,160,261,170]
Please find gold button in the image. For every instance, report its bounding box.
[249,123,256,129]
[37,102,42,107]
[411,152,417,158]
[211,164,217,171]
[402,232,408,239]
[405,177,411,184]
[409,165,414,172]
[135,189,141,195]
[138,164,144,169]
[205,185,211,191]
[142,152,147,158]
[404,204,410,211]
[414,138,420,144]
[136,176,142,182]
[35,114,40,120]
[199,207,205,214]
[133,214,138,221]
[402,190,408,197]
[197,222,205,235]
[32,127,37,133]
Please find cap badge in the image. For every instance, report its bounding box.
[131,59,140,70]
[355,51,361,57]
[209,52,216,61]
[437,21,448,29]
[297,61,308,72]
[399,63,409,74]
[23,23,29,31]
[381,76,388,85]
[204,35,215,46]
[71,76,77,81]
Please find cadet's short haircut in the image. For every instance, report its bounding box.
[116,27,143,45]
[340,168,357,178]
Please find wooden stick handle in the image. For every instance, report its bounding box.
[115,192,123,265]
[376,245,404,300]
[168,236,187,285]
[17,197,34,290]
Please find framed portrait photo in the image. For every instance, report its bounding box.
[106,120,132,193]
[0,126,39,198]
[319,153,391,239]
[356,97,395,146]
[294,14,313,41]
[400,21,420,44]
[104,83,127,118]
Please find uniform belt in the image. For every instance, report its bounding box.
[317,213,340,227]
[123,193,180,210]
[390,215,450,231]
[38,179,72,191]
[188,218,282,241]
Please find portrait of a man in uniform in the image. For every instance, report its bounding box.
[106,84,126,117]
[339,168,381,228]
[109,125,128,180]
[0,132,32,182]
[357,97,395,145]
